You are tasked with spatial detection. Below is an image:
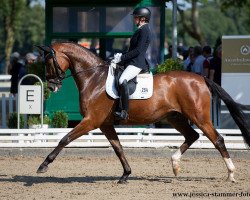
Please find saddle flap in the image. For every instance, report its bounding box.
[137,73,152,78]
[106,65,153,100]
[114,66,137,95]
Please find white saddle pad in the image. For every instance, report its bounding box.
[106,65,153,99]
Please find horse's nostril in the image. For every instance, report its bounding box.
[48,85,54,91]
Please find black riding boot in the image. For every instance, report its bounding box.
[115,80,129,120]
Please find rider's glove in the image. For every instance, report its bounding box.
[110,62,116,69]
[111,53,122,64]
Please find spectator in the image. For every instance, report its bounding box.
[191,45,205,75]
[25,53,37,65]
[164,45,172,59]
[209,45,222,86]
[182,48,189,61]
[202,46,213,78]
[177,46,184,60]
[21,52,37,85]
[8,52,20,74]
[183,46,194,71]
[9,52,23,94]
[209,45,222,127]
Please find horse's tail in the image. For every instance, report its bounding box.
[237,104,250,111]
[204,77,250,148]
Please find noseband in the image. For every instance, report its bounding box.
[45,47,65,86]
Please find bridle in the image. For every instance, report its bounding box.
[45,47,66,86]
[44,46,109,88]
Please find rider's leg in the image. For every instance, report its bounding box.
[118,65,141,85]
[115,65,141,120]
[115,80,129,119]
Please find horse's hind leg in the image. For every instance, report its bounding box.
[37,117,95,173]
[166,112,200,176]
[197,121,236,182]
[100,125,131,184]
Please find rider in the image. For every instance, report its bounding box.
[111,7,152,120]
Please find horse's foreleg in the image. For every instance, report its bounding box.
[100,125,131,184]
[166,112,199,176]
[37,118,95,173]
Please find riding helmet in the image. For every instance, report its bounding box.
[132,7,151,21]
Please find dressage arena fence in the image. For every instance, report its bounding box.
[1,94,17,128]
[0,80,248,149]
[0,128,247,149]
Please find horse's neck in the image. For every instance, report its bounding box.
[65,47,107,94]
[60,43,108,98]
[60,42,103,65]
[73,65,108,109]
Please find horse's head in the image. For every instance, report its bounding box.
[36,45,70,92]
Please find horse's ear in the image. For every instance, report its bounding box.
[34,45,51,53]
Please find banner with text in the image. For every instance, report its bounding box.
[222,35,250,73]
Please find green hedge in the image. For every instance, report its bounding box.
[8,113,24,128]
[156,58,183,73]
[51,111,68,128]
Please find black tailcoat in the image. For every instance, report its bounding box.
[120,24,151,70]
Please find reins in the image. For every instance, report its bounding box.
[63,62,109,80]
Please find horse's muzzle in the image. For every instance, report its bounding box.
[48,80,62,92]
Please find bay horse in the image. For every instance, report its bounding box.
[36,42,250,183]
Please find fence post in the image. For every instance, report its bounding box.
[1,94,6,128]
[9,94,14,114]
[88,132,93,143]
[147,128,154,143]
[137,132,142,143]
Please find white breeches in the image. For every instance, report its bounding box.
[119,65,142,85]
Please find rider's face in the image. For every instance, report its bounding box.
[133,16,140,25]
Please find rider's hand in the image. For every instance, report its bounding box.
[112,53,122,64]
[110,62,116,76]
[110,62,116,69]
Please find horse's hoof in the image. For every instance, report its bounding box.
[173,166,181,176]
[37,164,48,173]
[117,179,128,184]
[226,178,236,183]
[226,176,236,183]
[172,159,181,176]
[226,172,236,183]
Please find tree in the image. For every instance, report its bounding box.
[0,0,45,74]
[15,4,45,53]
[177,0,207,46]
[220,0,250,32]
[198,3,238,45]
[0,0,25,74]
[165,0,250,47]
[220,0,249,8]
